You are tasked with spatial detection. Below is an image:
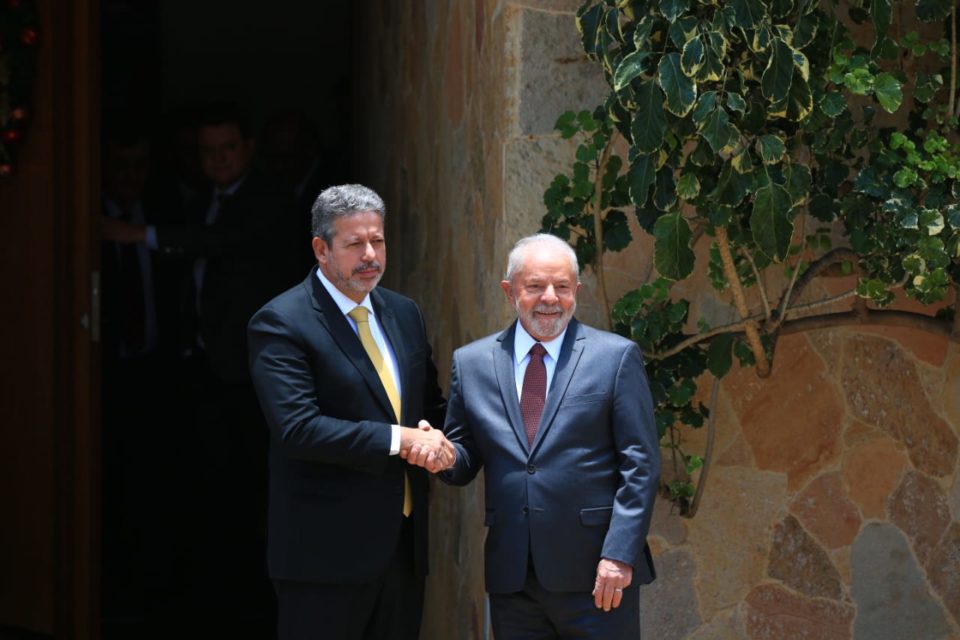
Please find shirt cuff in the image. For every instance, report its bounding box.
[389,424,401,456]
[144,225,159,250]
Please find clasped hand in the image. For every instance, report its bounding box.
[399,420,456,473]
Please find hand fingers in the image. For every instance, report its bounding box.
[418,420,432,431]
[611,586,623,610]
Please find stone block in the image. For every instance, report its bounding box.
[888,470,951,566]
[950,473,960,521]
[790,472,861,550]
[744,583,854,640]
[725,334,844,490]
[767,515,845,600]
[686,609,745,640]
[640,549,702,640]
[850,523,953,639]
[841,335,958,477]
[925,522,960,627]
[841,435,908,520]
[687,466,787,615]
[649,494,687,546]
[511,8,610,135]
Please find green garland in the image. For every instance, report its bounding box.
[0,0,39,177]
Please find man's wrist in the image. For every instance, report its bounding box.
[389,424,401,455]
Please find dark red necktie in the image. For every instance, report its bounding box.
[520,343,547,446]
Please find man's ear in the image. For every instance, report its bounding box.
[500,280,513,303]
[312,237,328,264]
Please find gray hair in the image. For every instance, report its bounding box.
[311,184,386,245]
[504,233,580,282]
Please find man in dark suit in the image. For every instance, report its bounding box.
[102,101,302,631]
[437,233,660,639]
[247,184,450,640]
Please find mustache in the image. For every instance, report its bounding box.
[533,304,563,314]
[352,261,382,274]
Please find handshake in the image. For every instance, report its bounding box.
[399,420,456,473]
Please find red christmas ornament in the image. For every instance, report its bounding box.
[2,129,20,143]
[21,28,38,46]
[11,108,26,121]
[0,164,12,177]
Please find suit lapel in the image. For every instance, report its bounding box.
[494,322,532,455]
[530,318,585,455]
[306,270,398,421]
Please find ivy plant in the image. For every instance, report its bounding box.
[543,0,960,514]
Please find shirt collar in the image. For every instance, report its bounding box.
[315,267,374,318]
[215,172,248,199]
[513,320,566,363]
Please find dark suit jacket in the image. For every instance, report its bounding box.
[156,171,302,383]
[441,318,660,594]
[247,269,446,584]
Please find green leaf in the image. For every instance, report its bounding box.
[660,0,690,22]
[757,134,786,164]
[603,210,633,251]
[677,173,701,199]
[711,162,750,206]
[613,50,652,91]
[681,37,705,77]
[871,0,892,39]
[654,166,678,211]
[793,12,819,48]
[729,0,764,29]
[632,81,667,154]
[658,53,698,117]
[819,92,846,118]
[629,154,658,207]
[633,16,656,49]
[771,0,794,19]
[692,91,718,123]
[916,0,953,21]
[576,3,604,57]
[699,108,738,154]
[784,164,812,205]
[654,211,696,280]
[769,72,813,121]
[762,39,794,103]
[706,333,735,377]
[874,72,902,113]
[727,92,747,114]
[751,184,794,260]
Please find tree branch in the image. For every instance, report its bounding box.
[715,226,770,376]
[779,308,953,338]
[591,132,618,331]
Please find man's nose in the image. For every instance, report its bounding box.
[542,285,558,303]
[362,242,376,260]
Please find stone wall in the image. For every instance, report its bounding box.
[353,2,960,638]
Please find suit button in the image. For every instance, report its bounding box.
[522,506,529,515]
[527,464,536,474]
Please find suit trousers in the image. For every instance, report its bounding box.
[489,563,641,640]
[275,516,424,640]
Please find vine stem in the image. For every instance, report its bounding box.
[714,225,771,376]
[951,3,957,120]
[591,131,618,330]
[685,377,719,518]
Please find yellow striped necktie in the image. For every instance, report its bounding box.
[348,306,411,516]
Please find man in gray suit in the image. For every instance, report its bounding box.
[435,233,660,639]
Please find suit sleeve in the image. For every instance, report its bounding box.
[601,343,661,566]
[248,305,393,474]
[438,350,484,486]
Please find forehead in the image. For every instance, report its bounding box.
[515,248,576,282]
[332,211,385,238]
[198,123,244,146]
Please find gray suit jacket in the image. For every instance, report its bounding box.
[441,318,660,594]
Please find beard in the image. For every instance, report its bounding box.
[516,299,575,340]
[330,260,383,297]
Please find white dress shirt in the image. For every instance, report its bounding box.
[512,321,568,401]
[315,268,403,455]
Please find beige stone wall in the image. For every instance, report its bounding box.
[354,1,960,638]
